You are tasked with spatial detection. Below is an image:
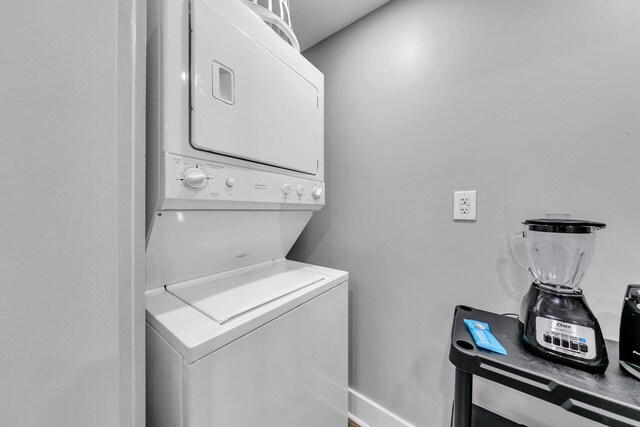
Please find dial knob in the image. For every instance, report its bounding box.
[312,186,323,199]
[282,183,292,195]
[183,167,207,190]
[225,177,235,188]
[296,185,305,196]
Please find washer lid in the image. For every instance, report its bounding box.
[147,260,349,363]
[168,262,327,324]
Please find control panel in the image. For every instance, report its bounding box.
[535,316,597,360]
[163,154,325,207]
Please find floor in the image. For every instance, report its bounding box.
[348,420,361,427]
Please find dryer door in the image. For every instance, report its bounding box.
[190,0,319,175]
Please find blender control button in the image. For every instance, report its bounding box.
[561,339,569,348]
[570,341,579,350]
[579,343,588,352]
[543,334,551,343]
[553,337,561,346]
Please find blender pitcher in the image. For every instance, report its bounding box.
[507,218,605,293]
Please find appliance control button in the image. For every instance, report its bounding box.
[570,341,579,350]
[296,185,305,196]
[312,186,323,199]
[282,184,292,195]
[552,337,561,346]
[183,168,207,190]
[543,334,551,343]
[561,339,569,348]
[225,178,235,188]
[579,343,588,352]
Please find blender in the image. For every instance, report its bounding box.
[508,216,609,374]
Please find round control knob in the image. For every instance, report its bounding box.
[183,167,207,190]
[296,185,305,196]
[225,177,235,188]
[282,183,292,195]
[312,186,323,199]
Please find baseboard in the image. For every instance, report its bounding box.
[348,388,415,427]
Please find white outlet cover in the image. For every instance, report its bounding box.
[453,190,477,221]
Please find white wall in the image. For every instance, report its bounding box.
[0,1,145,426]
[290,0,640,425]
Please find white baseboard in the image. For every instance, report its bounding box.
[348,388,415,427]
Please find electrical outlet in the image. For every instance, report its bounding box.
[453,190,477,221]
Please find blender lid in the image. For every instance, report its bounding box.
[523,218,606,234]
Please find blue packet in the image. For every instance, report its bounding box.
[463,319,507,355]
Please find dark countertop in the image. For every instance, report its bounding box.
[449,305,640,426]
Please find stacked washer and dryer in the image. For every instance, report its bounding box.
[144,0,348,425]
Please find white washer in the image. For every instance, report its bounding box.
[145,0,347,425]
[146,260,347,427]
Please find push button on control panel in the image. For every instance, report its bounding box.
[543,332,590,354]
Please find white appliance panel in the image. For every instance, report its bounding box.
[146,324,183,427]
[191,0,319,175]
[145,210,312,289]
[183,283,348,427]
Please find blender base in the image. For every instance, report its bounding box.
[519,283,609,374]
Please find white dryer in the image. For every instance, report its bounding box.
[145,0,348,425]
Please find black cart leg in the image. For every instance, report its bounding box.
[453,368,473,427]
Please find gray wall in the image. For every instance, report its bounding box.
[0,1,145,425]
[290,0,640,425]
